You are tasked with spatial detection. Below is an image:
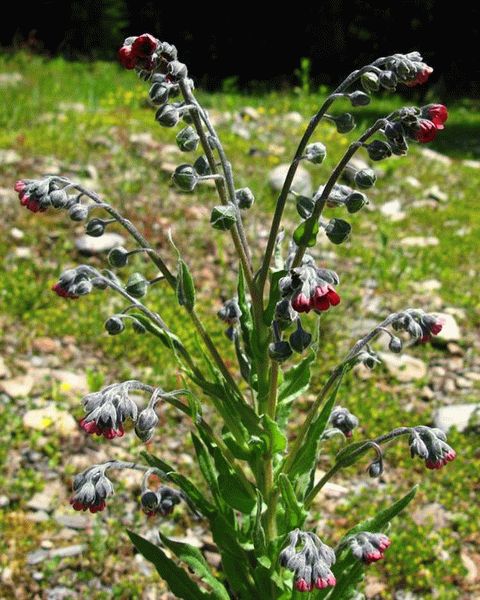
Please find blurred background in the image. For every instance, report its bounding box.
[0,2,479,600]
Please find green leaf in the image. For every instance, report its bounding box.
[261,414,287,454]
[234,333,251,383]
[130,312,186,356]
[159,532,230,600]
[287,367,345,486]
[252,490,267,554]
[296,195,315,219]
[278,473,307,529]
[263,269,288,326]
[191,433,222,507]
[127,531,207,600]
[176,258,196,310]
[293,218,319,247]
[277,351,315,428]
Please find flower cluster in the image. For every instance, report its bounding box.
[279,529,336,592]
[392,309,444,343]
[52,266,97,299]
[409,426,456,470]
[15,177,72,213]
[218,298,242,339]
[140,486,182,517]
[279,257,340,315]
[118,34,164,71]
[361,52,433,93]
[70,468,114,513]
[329,406,359,438]
[343,531,391,564]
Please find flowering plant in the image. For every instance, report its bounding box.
[16,34,455,598]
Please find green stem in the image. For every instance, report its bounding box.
[263,361,279,542]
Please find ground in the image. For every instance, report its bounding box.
[0,53,479,600]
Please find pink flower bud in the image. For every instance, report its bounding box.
[292,292,311,313]
[118,46,137,70]
[131,34,159,58]
[415,119,438,143]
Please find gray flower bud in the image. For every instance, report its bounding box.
[361,72,380,93]
[176,126,200,152]
[126,273,148,298]
[354,168,377,189]
[268,340,293,362]
[49,189,69,208]
[335,113,356,134]
[379,70,398,91]
[304,142,327,164]
[210,205,237,230]
[325,218,351,245]
[235,187,255,209]
[155,104,180,128]
[105,316,125,335]
[95,475,114,499]
[167,60,188,81]
[85,218,106,237]
[108,246,129,268]
[368,460,383,478]
[141,490,159,512]
[366,140,393,161]
[68,204,89,221]
[73,279,93,296]
[149,82,171,105]
[193,155,211,176]
[348,91,370,106]
[172,164,198,191]
[289,322,312,353]
[345,191,367,214]
[388,336,403,353]
[137,408,159,432]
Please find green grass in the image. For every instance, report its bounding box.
[0,51,479,599]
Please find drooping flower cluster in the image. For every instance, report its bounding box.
[70,468,114,513]
[409,426,456,470]
[279,256,340,315]
[118,34,166,71]
[329,406,359,438]
[392,309,444,343]
[343,531,391,564]
[360,52,433,93]
[14,177,72,214]
[279,529,336,592]
[52,266,97,299]
[140,486,182,518]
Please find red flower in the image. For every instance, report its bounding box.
[312,285,341,312]
[425,449,456,470]
[131,34,158,58]
[14,180,47,213]
[70,497,106,513]
[118,46,137,70]
[295,579,311,592]
[405,65,433,87]
[415,119,438,143]
[79,418,124,439]
[423,104,448,129]
[291,292,311,313]
[52,282,78,299]
[315,575,336,589]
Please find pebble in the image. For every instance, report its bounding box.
[26,481,65,512]
[400,236,439,248]
[432,313,461,344]
[75,232,125,255]
[419,147,452,166]
[379,353,427,382]
[239,106,260,121]
[0,374,34,398]
[379,199,405,221]
[0,149,21,164]
[462,159,480,169]
[425,185,448,202]
[0,357,11,379]
[10,227,24,240]
[433,403,480,432]
[51,369,88,394]
[268,163,313,196]
[23,404,78,436]
[0,72,23,86]
[54,512,90,530]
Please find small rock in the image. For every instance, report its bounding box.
[47,586,80,600]
[49,544,86,559]
[239,106,260,121]
[379,199,405,221]
[129,132,160,149]
[416,279,441,293]
[26,510,50,523]
[0,72,23,86]
[433,403,480,432]
[0,495,9,507]
[420,386,434,401]
[461,551,479,584]
[405,176,421,188]
[462,159,480,169]
[456,376,474,389]
[0,375,34,398]
[268,163,312,196]
[443,378,457,394]
[425,185,448,202]
[0,149,21,164]
[58,102,86,113]
[0,357,11,379]
[26,549,49,565]
[75,233,125,255]
[33,337,60,354]
[432,313,461,344]
[400,236,439,248]
[51,369,88,394]
[379,353,427,382]
[412,502,450,527]
[27,481,65,512]
[10,227,24,240]
[419,147,452,166]
[14,247,32,259]
[231,123,251,139]
[23,404,78,436]
[284,111,304,125]
[54,512,90,530]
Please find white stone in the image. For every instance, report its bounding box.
[462,159,480,169]
[75,233,124,255]
[400,236,439,248]
[432,313,461,344]
[433,403,480,433]
[379,199,405,221]
[51,370,88,394]
[0,375,34,397]
[23,404,78,436]
[419,148,452,166]
[379,353,427,382]
[268,163,313,196]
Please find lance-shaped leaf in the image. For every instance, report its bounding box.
[277,351,315,428]
[278,473,307,530]
[159,532,230,600]
[127,531,207,600]
[261,414,287,454]
[176,258,196,310]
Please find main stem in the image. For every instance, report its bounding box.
[263,361,279,541]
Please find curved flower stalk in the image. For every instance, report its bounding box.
[15,31,457,599]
